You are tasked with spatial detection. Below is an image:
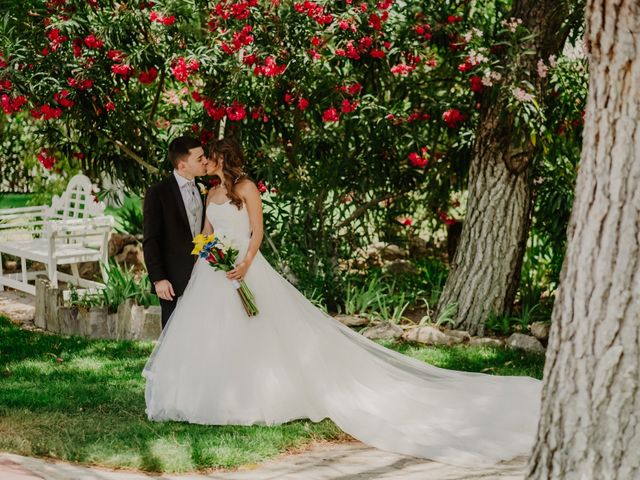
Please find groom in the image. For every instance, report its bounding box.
[143,136,208,329]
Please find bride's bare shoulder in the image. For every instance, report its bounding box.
[236,177,259,193]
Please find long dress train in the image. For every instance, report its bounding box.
[142,199,542,467]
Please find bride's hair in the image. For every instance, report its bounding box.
[206,136,253,209]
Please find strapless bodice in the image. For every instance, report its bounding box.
[205,200,252,258]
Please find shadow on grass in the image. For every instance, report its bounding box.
[0,316,544,473]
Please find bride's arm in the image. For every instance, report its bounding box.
[226,180,263,281]
[202,216,213,236]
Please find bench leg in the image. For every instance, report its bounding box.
[21,257,28,290]
[46,260,59,288]
[71,263,80,285]
[0,252,3,292]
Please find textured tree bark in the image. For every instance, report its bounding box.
[436,0,570,335]
[526,1,640,478]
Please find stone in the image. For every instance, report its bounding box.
[141,306,162,340]
[335,314,370,327]
[402,325,465,346]
[362,322,403,340]
[0,290,35,323]
[529,321,551,340]
[506,333,545,353]
[108,233,138,257]
[365,242,408,261]
[444,329,471,342]
[2,260,17,273]
[385,260,417,275]
[115,244,144,268]
[408,236,430,258]
[469,336,505,347]
[379,243,407,261]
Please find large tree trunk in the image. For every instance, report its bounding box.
[436,0,571,335]
[526,1,640,478]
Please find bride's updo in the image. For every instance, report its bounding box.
[206,137,253,209]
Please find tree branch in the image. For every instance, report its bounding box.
[148,67,166,122]
[335,187,412,230]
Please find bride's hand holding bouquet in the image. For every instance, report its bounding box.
[191,233,259,317]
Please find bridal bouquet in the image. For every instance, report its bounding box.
[191,233,259,317]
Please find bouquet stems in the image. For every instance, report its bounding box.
[230,279,259,316]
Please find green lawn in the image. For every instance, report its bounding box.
[0,316,544,473]
[0,193,33,209]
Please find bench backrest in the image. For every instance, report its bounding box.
[44,173,105,220]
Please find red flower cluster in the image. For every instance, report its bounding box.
[54,89,75,108]
[386,110,430,125]
[226,100,246,121]
[257,180,267,193]
[31,104,62,120]
[442,108,466,128]
[336,37,384,61]
[408,147,429,168]
[322,106,339,122]
[253,56,286,76]
[171,57,199,82]
[138,67,159,84]
[469,75,483,92]
[111,63,135,79]
[340,98,358,113]
[438,211,457,226]
[211,0,258,21]
[415,23,432,41]
[250,105,269,122]
[337,82,362,95]
[107,49,126,62]
[1,94,27,114]
[150,11,176,26]
[203,99,226,120]
[67,77,93,90]
[368,12,388,31]
[46,28,68,53]
[83,34,104,49]
[221,25,254,54]
[284,91,309,111]
[447,15,463,24]
[37,149,56,170]
[294,1,333,25]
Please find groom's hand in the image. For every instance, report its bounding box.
[154,280,175,301]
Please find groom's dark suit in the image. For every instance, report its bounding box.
[143,174,205,328]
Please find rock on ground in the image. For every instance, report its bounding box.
[506,333,545,353]
[362,322,404,340]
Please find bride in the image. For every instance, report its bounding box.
[142,137,542,467]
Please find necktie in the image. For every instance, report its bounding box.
[186,182,199,236]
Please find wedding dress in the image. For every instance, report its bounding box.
[142,199,542,467]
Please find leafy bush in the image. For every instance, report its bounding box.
[68,261,159,312]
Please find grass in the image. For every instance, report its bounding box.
[0,316,545,474]
[0,193,33,209]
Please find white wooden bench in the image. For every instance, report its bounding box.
[0,173,114,295]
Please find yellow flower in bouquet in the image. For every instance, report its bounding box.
[191,233,215,255]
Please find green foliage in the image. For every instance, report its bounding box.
[106,195,144,236]
[338,257,448,323]
[0,1,587,302]
[68,261,159,312]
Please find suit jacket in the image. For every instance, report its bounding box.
[143,175,205,297]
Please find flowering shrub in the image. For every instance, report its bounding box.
[0,0,585,305]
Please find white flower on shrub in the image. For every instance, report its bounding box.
[512,86,535,103]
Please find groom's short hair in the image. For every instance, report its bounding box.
[168,136,202,168]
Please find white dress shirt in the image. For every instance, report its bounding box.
[173,170,202,237]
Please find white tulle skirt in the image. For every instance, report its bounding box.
[142,251,542,467]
